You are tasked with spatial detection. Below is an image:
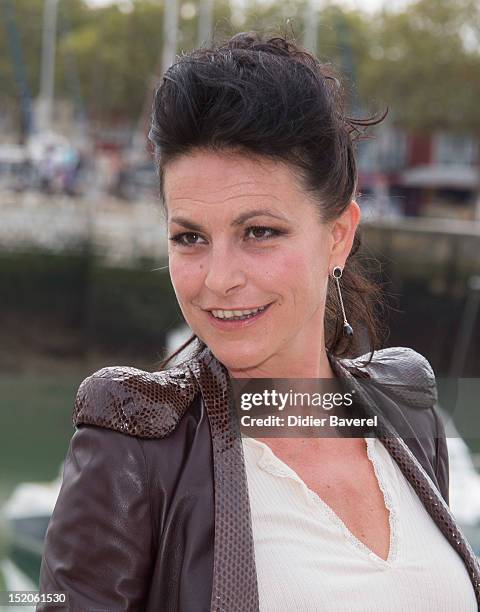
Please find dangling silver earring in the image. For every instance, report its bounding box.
[332,266,354,338]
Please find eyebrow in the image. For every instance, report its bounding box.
[169,208,289,232]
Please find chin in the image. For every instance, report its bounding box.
[206,340,269,374]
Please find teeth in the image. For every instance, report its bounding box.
[211,304,268,319]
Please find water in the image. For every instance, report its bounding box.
[0,369,83,587]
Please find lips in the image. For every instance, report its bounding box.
[206,303,271,313]
[206,301,274,330]
[210,303,269,320]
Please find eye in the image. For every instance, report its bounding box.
[169,232,207,247]
[245,226,283,241]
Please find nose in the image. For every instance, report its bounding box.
[204,242,247,296]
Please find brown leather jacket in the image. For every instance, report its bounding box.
[37,345,480,611]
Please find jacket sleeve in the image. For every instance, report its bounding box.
[37,424,154,611]
[431,402,450,506]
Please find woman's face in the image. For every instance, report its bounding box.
[164,150,359,377]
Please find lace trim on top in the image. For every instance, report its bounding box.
[364,437,399,565]
[243,436,399,568]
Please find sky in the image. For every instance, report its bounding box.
[85,0,415,14]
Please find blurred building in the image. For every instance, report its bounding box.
[357,127,479,220]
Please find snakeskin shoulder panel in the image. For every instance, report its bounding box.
[73,364,199,438]
[341,346,438,409]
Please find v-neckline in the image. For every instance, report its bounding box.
[243,436,398,567]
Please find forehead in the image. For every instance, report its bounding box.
[163,150,307,210]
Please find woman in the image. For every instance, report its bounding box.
[38,32,479,611]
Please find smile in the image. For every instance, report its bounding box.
[210,304,270,320]
[206,302,274,329]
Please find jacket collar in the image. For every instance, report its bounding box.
[188,344,480,611]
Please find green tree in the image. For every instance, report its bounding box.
[360,0,480,132]
[1,0,479,137]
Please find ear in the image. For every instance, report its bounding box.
[328,201,361,270]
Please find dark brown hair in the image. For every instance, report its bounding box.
[148,30,387,370]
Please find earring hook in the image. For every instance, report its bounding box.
[331,266,354,338]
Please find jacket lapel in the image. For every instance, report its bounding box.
[189,346,480,610]
[188,347,260,612]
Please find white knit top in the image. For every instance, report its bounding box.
[241,435,477,611]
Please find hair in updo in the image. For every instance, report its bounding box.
[148,30,388,368]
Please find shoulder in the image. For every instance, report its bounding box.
[340,346,438,409]
[73,362,200,438]
[348,346,435,383]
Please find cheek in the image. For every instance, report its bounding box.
[268,249,317,286]
[272,246,328,303]
[168,257,202,302]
